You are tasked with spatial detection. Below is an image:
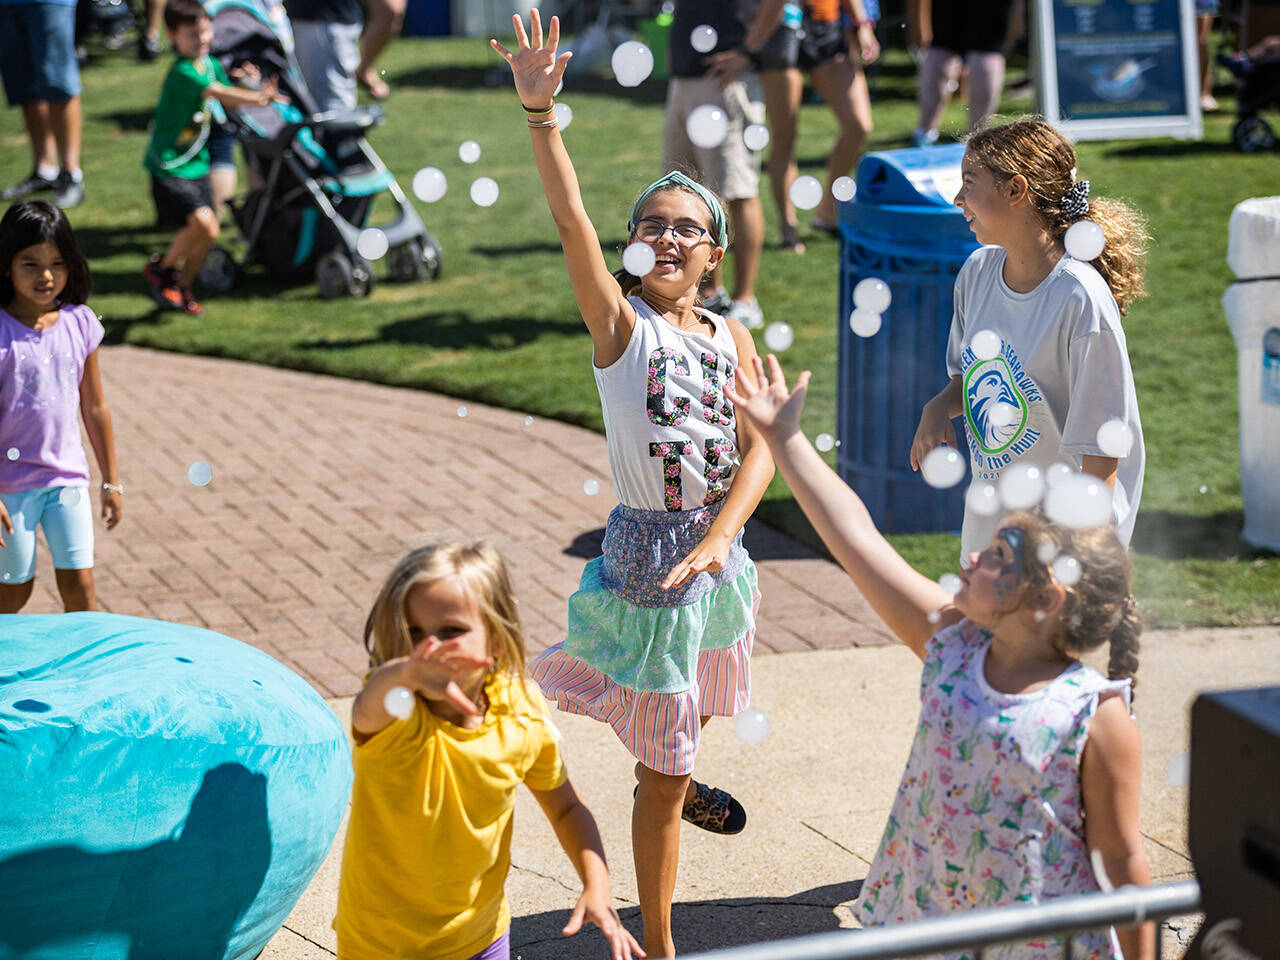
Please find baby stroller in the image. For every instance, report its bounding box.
[1220,47,1280,151]
[202,0,442,299]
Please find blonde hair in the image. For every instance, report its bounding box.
[998,511,1142,692]
[965,118,1151,316]
[362,542,527,680]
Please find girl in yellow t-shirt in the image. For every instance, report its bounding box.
[335,542,642,960]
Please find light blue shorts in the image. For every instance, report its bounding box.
[0,485,94,584]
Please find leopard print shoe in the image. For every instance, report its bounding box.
[681,781,746,835]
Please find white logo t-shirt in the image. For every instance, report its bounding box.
[946,246,1145,558]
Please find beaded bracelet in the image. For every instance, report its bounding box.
[102,481,125,495]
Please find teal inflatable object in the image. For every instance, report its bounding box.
[0,613,353,960]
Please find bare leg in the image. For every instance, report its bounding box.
[809,56,873,224]
[1197,14,1218,109]
[209,167,237,221]
[917,46,961,135]
[634,764,692,958]
[726,196,763,303]
[356,0,403,99]
[0,579,35,614]
[48,97,82,173]
[964,51,1005,132]
[54,568,96,612]
[759,67,805,250]
[145,0,163,40]
[21,102,57,170]
[162,207,220,286]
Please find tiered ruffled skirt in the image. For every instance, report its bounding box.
[530,502,759,775]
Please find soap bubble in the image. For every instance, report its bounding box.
[686,104,729,149]
[966,482,999,516]
[927,609,942,624]
[938,573,962,596]
[763,321,794,352]
[458,140,481,164]
[998,462,1044,510]
[815,433,835,452]
[5,447,17,461]
[1199,484,1209,495]
[743,123,770,151]
[1043,473,1112,529]
[611,40,654,87]
[832,176,857,202]
[790,175,823,211]
[58,487,82,507]
[470,177,499,207]
[1036,541,1059,566]
[690,24,718,52]
[922,447,965,488]
[989,402,1019,429]
[554,102,573,130]
[356,228,389,261]
[1165,752,1190,789]
[734,707,770,744]
[523,415,535,427]
[583,478,600,496]
[622,241,656,277]
[971,329,1003,361]
[412,167,447,203]
[1065,220,1105,261]
[187,461,213,486]
[1044,462,1074,488]
[1096,419,1134,458]
[848,308,882,338]
[457,406,468,418]
[1052,553,1082,587]
[853,277,891,313]
[384,685,414,720]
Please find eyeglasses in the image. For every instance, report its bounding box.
[628,218,711,245]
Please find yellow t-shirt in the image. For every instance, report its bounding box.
[334,673,567,960]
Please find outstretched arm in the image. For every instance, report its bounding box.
[726,355,957,658]
[491,11,632,365]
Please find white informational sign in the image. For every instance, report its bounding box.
[1034,0,1203,141]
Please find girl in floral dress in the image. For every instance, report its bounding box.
[491,11,774,959]
[727,354,1153,960]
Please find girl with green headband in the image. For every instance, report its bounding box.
[493,11,776,958]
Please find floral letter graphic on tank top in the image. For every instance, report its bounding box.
[647,348,691,427]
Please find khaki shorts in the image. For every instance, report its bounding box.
[663,74,765,202]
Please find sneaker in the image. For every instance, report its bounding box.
[143,256,185,311]
[701,287,732,315]
[52,171,84,208]
[727,296,764,329]
[180,287,205,316]
[138,33,163,62]
[910,128,940,148]
[1,170,57,200]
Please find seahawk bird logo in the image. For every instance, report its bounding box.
[968,368,1021,453]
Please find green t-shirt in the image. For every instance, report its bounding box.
[144,54,230,180]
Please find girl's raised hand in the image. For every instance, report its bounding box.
[724,354,812,447]
[562,887,644,960]
[490,9,572,110]
[404,637,493,716]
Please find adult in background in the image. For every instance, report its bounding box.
[1197,0,1221,111]
[665,0,767,329]
[286,0,361,112]
[745,0,878,251]
[354,0,400,100]
[911,0,1015,145]
[0,0,86,208]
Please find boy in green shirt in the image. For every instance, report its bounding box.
[142,0,282,315]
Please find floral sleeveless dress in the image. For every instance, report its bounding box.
[855,619,1132,960]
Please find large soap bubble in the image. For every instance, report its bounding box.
[970,329,1003,361]
[1096,419,1134,458]
[966,482,999,516]
[734,707,770,744]
[998,462,1044,511]
[832,176,857,202]
[1065,220,1105,261]
[187,461,213,487]
[686,104,729,149]
[554,102,573,130]
[853,277,891,313]
[690,24,718,53]
[611,41,654,87]
[921,447,965,489]
[412,167,447,203]
[622,241,656,277]
[848,308,882,338]
[458,140,481,164]
[356,228,389,261]
[384,686,414,720]
[763,322,794,352]
[1043,472,1112,529]
[743,123,770,151]
[470,177,499,207]
[790,175,823,211]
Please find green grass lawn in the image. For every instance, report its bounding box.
[4,34,1278,627]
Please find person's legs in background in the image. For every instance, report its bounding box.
[292,18,361,112]
[759,67,805,251]
[810,54,872,227]
[1197,1,1221,111]
[355,0,404,100]
[138,0,165,61]
[26,1,84,206]
[964,50,1005,132]
[914,45,960,144]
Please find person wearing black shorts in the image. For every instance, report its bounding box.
[912,0,1015,145]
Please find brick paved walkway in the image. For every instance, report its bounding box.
[22,345,894,696]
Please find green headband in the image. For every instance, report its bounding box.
[629,171,727,247]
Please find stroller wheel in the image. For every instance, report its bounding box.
[421,236,443,280]
[388,238,443,282]
[1234,116,1276,153]
[198,246,238,294]
[316,251,374,299]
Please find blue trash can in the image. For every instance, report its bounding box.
[836,143,979,534]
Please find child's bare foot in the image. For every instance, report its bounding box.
[357,68,390,100]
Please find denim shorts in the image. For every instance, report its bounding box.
[208,126,237,171]
[0,2,81,106]
[0,484,94,583]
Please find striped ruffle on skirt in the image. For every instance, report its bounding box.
[530,501,758,776]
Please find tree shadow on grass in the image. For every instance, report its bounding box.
[388,63,670,105]
[296,310,583,352]
[471,237,627,258]
[1102,139,1241,159]
[99,108,156,133]
[1132,509,1277,560]
[512,881,863,959]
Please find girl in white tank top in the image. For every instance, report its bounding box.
[493,16,776,959]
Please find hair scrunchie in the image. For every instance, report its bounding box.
[1060,179,1091,219]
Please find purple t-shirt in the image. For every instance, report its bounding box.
[0,303,104,493]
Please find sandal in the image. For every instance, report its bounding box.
[632,781,747,834]
[780,223,806,254]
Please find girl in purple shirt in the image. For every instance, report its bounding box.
[0,200,122,612]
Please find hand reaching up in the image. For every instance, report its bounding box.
[724,354,812,448]
[490,8,572,110]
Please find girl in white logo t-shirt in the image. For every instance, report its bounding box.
[492,12,774,958]
[910,118,1148,560]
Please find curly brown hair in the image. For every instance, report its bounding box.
[965,118,1151,316]
[996,510,1142,692]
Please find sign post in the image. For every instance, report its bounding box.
[1034,0,1203,141]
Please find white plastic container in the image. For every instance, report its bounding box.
[1222,196,1280,553]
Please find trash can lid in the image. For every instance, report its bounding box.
[854,143,967,208]
[1228,196,1280,280]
